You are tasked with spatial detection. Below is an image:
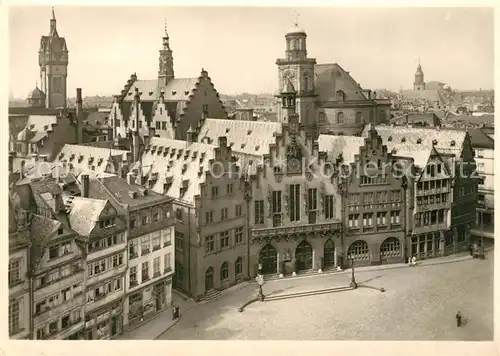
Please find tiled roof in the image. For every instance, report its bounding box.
[92,176,172,208]
[364,125,467,159]
[26,115,58,133]
[9,115,29,140]
[389,144,433,168]
[317,135,366,164]
[140,137,218,203]
[83,112,110,129]
[66,196,108,237]
[30,214,61,244]
[314,63,370,102]
[53,144,129,176]
[28,131,48,143]
[197,119,281,156]
[467,128,494,149]
[122,78,199,102]
[28,177,63,211]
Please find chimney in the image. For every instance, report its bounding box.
[20,160,25,179]
[126,172,135,185]
[76,88,83,144]
[81,174,89,198]
[8,152,14,173]
[186,126,195,144]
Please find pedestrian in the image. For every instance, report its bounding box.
[456,311,462,327]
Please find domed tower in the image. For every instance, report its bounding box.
[275,12,317,134]
[158,18,175,89]
[38,7,69,108]
[27,84,46,108]
[413,61,425,91]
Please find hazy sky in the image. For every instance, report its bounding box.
[9,6,494,98]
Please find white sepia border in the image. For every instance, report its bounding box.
[1,1,499,356]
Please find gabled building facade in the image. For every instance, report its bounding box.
[248,88,342,276]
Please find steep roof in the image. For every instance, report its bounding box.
[401,89,442,103]
[467,128,494,149]
[197,119,281,156]
[314,63,370,102]
[363,125,467,158]
[90,176,172,208]
[122,78,199,102]
[30,214,62,244]
[26,115,58,132]
[139,137,217,203]
[66,196,108,237]
[317,135,366,164]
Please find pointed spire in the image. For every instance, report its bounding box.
[164,17,168,38]
[52,6,56,20]
[293,9,300,28]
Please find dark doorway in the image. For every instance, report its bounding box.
[259,244,278,274]
[295,240,313,271]
[111,317,117,336]
[323,239,336,267]
[205,267,214,291]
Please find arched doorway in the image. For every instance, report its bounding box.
[347,240,370,265]
[323,239,336,268]
[259,244,277,274]
[205,267,214,292]
[295,240,313,271]
[380,237,401,262]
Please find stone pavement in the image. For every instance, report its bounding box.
[117,290,196,340]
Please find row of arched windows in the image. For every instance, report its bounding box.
[318,111,365,125]
[206,257,243,284]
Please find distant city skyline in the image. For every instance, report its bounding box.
[9,6,494,98]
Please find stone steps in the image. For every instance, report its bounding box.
[200,288,221,303]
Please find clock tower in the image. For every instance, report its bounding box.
[158,19,175,88]
[275,19,317,135]
[38,7,68,108]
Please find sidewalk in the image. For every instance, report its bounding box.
[117,290,196,340]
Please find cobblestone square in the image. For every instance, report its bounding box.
[159,255,493,340]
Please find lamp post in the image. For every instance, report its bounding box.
[349,253,357,289]
[256,272,265,301]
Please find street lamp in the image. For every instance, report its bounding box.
[349,253,357,289]
[256,272,265,301]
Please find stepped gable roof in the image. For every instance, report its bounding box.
[363,125,467,158]
[317,135,366,164]
[197,119,281,156]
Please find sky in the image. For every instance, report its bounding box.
[8,6,494,98]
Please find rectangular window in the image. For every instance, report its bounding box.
[289,184,301,222]
[438,209,445,223]
[390,211,400,225]
[308,211,317,224]
[272,190,282,213]
[476,149,484,158]
[156,121,161,130]
[220,231,230,249]
[152,233,161,250]
[477,162,485,173]
[153,257,161,277]
[53,77,62,93]
[141,211,149,225]
[212,186,219,198]
[308,188,318,210]
[348,214,359,228]
[8,259,21,286]
[205,235,215,253]
[324,195,334,219]
[162,228,172,247]
[430,210,437,224]
[162,121,167,130]
[362,213,373,227]
[141,236,150,255]
[152,207,160,222]
[377,212,387,226]
[175,232,184,252]
[164,253,171,271]
[49,245,59,260]
[129,240,138,259]
[227,184,233,194]
[221,207,228,220]
[205,210,213,224]
[8,300,20,335]
[235,227,243,244]
[235,204,242,217]
[254,200,264,224]
[141,262,149,281]
[129,266,137,287]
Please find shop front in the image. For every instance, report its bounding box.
[84,300,123,340]
[127,278,171,328]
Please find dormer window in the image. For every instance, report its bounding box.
[450,140,456,146]
[99,217,116,228]
[388,136,392,142]
[30,124,35,130]
[149,91,153,96]
[172,91,177,95]
[230,142,234,147]
[336,90,346,101]
[401,137,406,143]
[241,143,246,149]
[78,155,84,162]
[247,130,252,135]
[44,125,49,131]
[69,154,75,161]
[97,158,104,166]
[128,92,132,96]
[416,138,422,144]
[432,139,438,145]
[255,145,260,151]
[225,128,230,133]
[182,164,187,173]
[58,153,64,160]
[184,90,189,95]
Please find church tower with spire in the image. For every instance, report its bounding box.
[38,7,68,108]
[158,19,175,88]
[413,61,425,91]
